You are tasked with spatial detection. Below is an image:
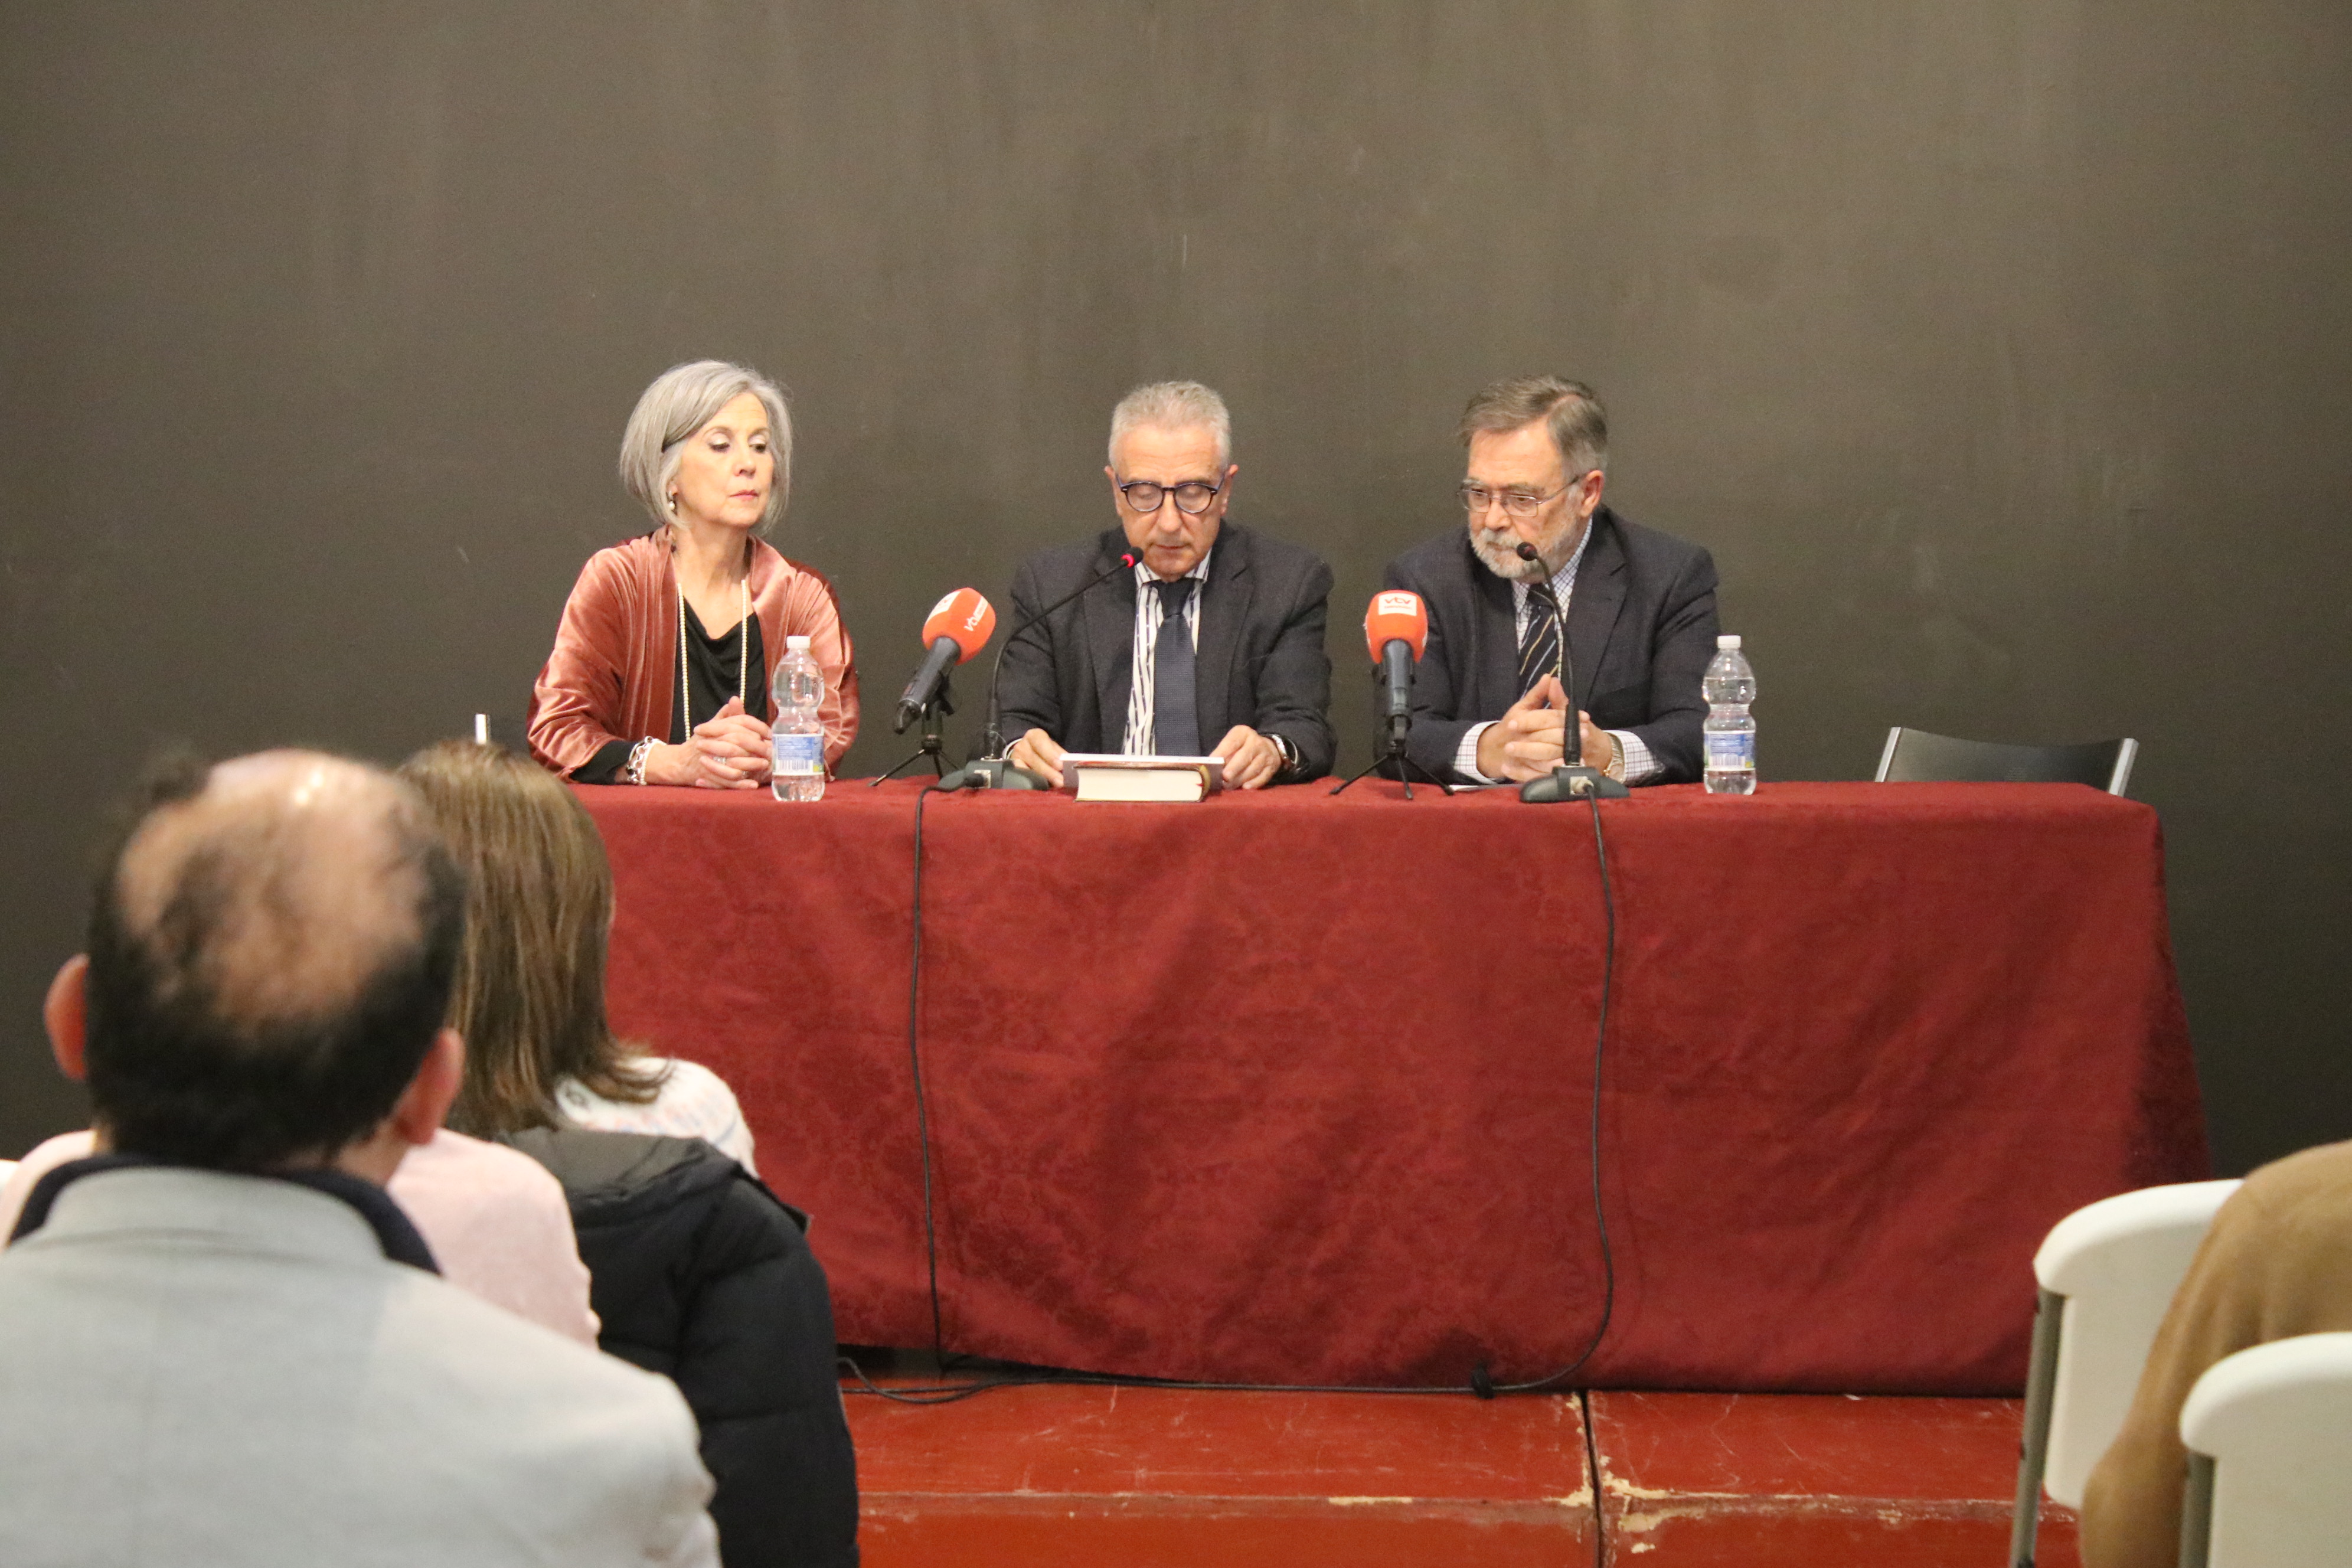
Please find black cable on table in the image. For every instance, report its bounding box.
[1493,790,1618,1393]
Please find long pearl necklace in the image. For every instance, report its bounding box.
[675,561,748,736]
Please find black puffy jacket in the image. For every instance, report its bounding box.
[505,1129,859,1568]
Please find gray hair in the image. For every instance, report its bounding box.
[618,360,794,534]
[1459,374,1609,478]
[1108,380,1232,471]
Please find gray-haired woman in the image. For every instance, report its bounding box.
[527,360,860,787]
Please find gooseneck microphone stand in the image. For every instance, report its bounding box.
[938,550,1138,792]
[873,671,956,785]
[1515,540,1627,802]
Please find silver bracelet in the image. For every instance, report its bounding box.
[625,737,656,786]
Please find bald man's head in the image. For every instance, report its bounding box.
[81,750,466,1170]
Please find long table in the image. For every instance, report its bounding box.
[583,779,2206,1393]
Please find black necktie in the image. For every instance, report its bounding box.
[1152,577,1200,756]
[1519,580,1564,695]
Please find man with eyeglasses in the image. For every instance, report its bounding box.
[999,380,1335,788]
[1382,375,1720,787]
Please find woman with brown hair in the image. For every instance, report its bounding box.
[399,741,753,1169]
[401,740,858,1568]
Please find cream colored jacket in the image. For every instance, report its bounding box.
[0,1166,718,1568]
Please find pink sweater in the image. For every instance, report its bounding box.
[0,1128,599,1346]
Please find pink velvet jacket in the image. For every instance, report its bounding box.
[527,531,861,778]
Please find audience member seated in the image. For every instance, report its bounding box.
[511,1127,860,1568]
[1,1125,600,1344]
[404,739,858,1568]
[2081,1141,2352,1568]
[0,750,717,1567]
[403,739,758,1170]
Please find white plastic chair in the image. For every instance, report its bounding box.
[0,1159,14,1188]
[2177,1332,2352,1567]
[2010,1179,2242,1567]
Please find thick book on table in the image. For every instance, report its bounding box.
[1060,753,1226,802]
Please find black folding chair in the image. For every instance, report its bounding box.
[1874,727,2138,796]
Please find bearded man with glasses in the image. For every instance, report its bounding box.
[999,380,1335,788]
[1381,375,1720,788]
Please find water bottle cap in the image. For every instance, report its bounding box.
[1717,634,1741,649]
[786,635,812,651]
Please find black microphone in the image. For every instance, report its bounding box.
[939,548,1139,790]
[1515,540,1625,802]
[1382,641,1414,724]
[896,641,959,733]
[1364,592,1429,739]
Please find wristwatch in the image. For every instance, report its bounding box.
[1268,733,1300,776]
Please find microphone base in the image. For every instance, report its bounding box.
[873,692,955,786]
[938,757,1050,792]
[1331,743,1447,799]
[1520,765,1629,803]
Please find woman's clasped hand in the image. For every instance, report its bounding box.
[644,697,771,789]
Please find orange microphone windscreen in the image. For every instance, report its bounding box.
[922,589,997,661]
[1364,590,1427,663]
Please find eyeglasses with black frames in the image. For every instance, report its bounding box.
[1118,477,1226,515]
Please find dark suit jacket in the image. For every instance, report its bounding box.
[506,1128,861,1568]
[997,521,1336,781]
[1381,507,1719,784]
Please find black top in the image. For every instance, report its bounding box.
[577,602,770,783]
[502,1128,861,1568]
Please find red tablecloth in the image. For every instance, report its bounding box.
[583,779,2206,1393]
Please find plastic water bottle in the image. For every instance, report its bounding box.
[770,635,827,802]
[1702,634,1757,795]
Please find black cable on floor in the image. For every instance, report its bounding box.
[845,786,1620,1403]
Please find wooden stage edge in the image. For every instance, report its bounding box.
[844,1381,2083,1567]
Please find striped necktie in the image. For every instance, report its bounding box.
[1518,580,1564,695]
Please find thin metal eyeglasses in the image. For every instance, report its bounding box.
[1118,476,1226,515]
[1458,478,1582,518]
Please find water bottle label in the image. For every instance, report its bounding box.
[1704,732,1755,769]
[772,732,825,776]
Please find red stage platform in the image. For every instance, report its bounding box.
[847,1384,2081,1566]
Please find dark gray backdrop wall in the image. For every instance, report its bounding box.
[3,2,2346,1174]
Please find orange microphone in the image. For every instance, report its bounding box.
[1365,589,1428,665]
[1366,590,1428,733]
[925,587,997,655]
[896,589,997,731]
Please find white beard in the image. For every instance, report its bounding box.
[1471,525,1548,582]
